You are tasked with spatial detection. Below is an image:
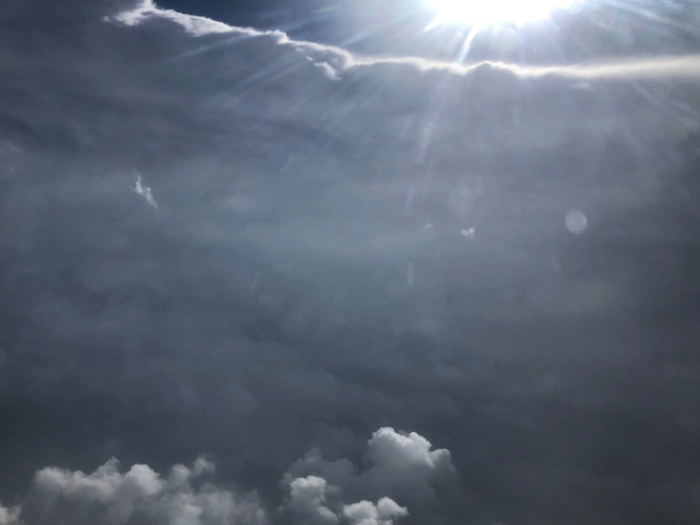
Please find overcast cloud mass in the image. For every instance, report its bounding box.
[1,0,700,524]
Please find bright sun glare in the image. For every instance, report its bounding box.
[428,0,578,26]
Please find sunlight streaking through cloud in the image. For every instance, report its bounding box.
[427,0,577,26]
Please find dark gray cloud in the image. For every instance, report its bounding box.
[1,1,700,524]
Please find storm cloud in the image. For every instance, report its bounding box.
[1,1,700,524]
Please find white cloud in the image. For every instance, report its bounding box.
[284,476,409,525]
[287,476,339,525]
[362,428,455,505]
[132,172,158,209]
[109,0,233,37]
[367,427,452,471]
[343,498,408,525]
[0,428,441,525]
[283,427,454,523]
[22,456,268,525]
[3,429,436,525]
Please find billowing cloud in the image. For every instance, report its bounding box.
[0,428,447,525]
[18,457,268,525]
[1,1,699,525]
[284,428,454,523]
[343,498,408,525]
[363,428,454,500]
[286,476,339,525]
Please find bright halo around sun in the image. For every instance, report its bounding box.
[428,0,577,26]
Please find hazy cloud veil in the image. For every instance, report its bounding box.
[1,0,700,524]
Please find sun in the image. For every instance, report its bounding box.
[427,0,578,26]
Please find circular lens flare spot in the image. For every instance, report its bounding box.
[566,209,588,235]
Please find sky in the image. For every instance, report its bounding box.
[0,0,700,524]
[154,0,700,61]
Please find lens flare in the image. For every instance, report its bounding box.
[428,0,577,26]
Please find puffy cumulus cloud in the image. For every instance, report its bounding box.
[284,428,453,523]
[3,429,432,525]
[19,457,268,525]
[342,498,408,525]
[1,429,427,525]
[367,427,453,472]
[362,428,454,501]
[284,478,408,525]
[286,476,339,525]
[29,459,162,524]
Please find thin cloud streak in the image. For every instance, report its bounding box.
[132,172,158,210]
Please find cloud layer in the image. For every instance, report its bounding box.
[1,1,699,525]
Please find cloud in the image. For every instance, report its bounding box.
[108,0,233,37]
[363,428,454,498]
[3,428,439,525]
[1,1,700,525]
[132,171,158,209]
[0,504,20,525]
[367,428,452,470]
[286,476,339,525]
[533,55,700,79]
[284,428,454,523]
[343,498,408,525]
[20,457,268,525]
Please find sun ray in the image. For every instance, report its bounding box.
[427,0,576,26]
